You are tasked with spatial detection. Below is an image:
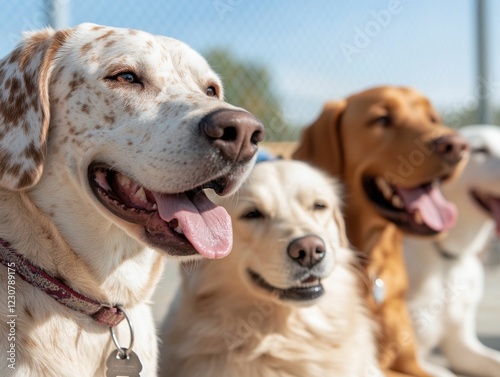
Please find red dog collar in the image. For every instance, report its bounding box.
[0,238,124,327]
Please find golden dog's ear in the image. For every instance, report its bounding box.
[293,100,347,178]
[333,207,349,248]
[0,29,70,191]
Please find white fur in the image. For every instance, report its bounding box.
[404,125,500,377]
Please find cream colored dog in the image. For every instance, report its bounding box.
[0,23,262,376]
[159,160,381,377]
[404,125,500,377]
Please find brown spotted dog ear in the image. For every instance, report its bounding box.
[0,28,70,191]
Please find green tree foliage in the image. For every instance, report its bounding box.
[205,49,297,141]
[442,104,500,129]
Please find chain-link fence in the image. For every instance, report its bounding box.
[2,0,500,140]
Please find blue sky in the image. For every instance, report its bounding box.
[1,0,499,126]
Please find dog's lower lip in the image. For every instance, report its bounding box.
[470,189,500,217]
[247,269,324,301]
[363,176,443,236]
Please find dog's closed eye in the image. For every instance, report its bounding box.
[370,115,393,128]
[471,146,490,155]
[313,201,328,210]
[241,208,265,220]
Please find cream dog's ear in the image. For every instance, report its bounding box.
[293,100,347,178]
[0,28,70,191]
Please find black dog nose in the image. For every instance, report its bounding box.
[433,134,469,165]
[200,109,264,163]
[287,235,326,268]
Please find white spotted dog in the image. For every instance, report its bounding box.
[0,23,263,377]
[159,160,381,377]
[404,125,500,377]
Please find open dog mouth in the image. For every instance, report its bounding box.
[363,176,457,236]
[88,164,233,259]
[471,189,500,235]
[247,269,324,301]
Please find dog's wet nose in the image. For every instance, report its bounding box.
[200,109,264,163]
[287,235,326,269]
[433,134,469,165]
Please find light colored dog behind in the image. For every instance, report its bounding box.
[404,125,500,377]
[159,160,381,377]
[0,23,262,376]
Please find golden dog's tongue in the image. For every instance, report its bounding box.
[396,185,457,232]
[152,191,232,259]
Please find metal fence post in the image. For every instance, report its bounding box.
[476,0,491,124]
[44,0,70,29]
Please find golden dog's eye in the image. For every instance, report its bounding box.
[430,115,438,123]
[241,209,264,220]
[206,86,217,97]
[375,115,392,127]
[313,202,327,210]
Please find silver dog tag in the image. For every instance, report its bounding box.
[106,348,143,377]
[372,277,385,304]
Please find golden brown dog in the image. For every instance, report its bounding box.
[293,86,469,377]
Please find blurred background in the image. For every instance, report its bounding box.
[2,0,498,357]
[2,0,500,140]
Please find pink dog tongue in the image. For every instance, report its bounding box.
[395,185,457,232]
[152,191,232,259]
[489,198,500,236]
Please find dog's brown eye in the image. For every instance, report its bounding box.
[241,209,263,220]
[375,115,392,127]
[206,86,217,97]
[430,115,438,123]
[313,202,327,210]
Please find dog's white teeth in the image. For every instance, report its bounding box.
[152,203,158,210]
[391,194,404,209]
[174,224,184,235]
[135,187,147,202]
[413,210,423,225]
[376,177,393,200]
[117,174,132,188]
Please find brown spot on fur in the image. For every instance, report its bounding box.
[6,163,22,176]
[104,115,115,124]
[17,171,37,189]
[0,151,13,176]
[24,306,34,319]
[68,71,85,92]
[23,141,45,165]
[7,47,21,65]
[91,25,104,31]
[96,30,115,41]
[124,103,135,115]
[80,42,92,55]
[81,104,90,114]
[104,40,116,48]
